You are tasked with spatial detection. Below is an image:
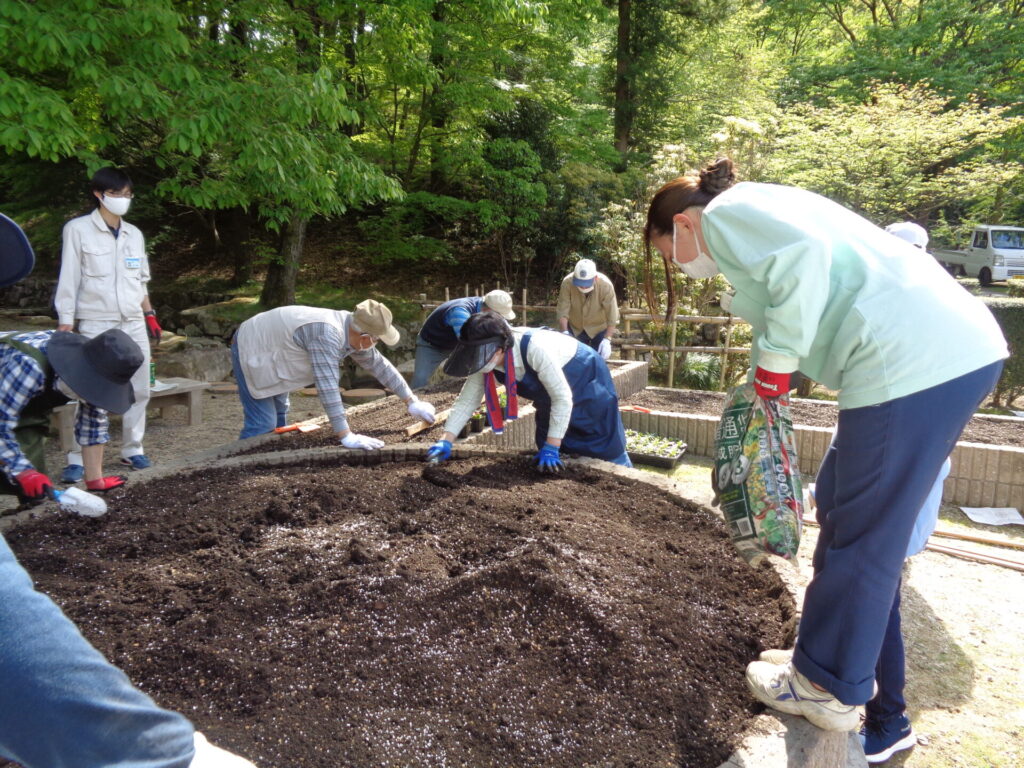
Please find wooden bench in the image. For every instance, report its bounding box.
[50,377,210,453]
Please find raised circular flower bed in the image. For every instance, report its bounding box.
[7,446,794,768]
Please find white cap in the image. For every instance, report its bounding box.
[483,289,516,320]
[573,258,597,288]
[885,222,929,249]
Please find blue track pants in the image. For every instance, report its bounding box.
[794,361,1003,704]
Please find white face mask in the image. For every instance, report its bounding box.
[101,195,131,217]
[481,348,509,376]
[577,285,595,294]
[672,221,720,279]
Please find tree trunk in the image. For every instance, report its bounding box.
[428,1,448,190]
[260,215,308,308]
[613,0,633,172]
[225,208,255,287]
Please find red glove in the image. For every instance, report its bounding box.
[144,311,162,341]
[753,367,790,399]
[86,475,127,493]
[16,469,53,501]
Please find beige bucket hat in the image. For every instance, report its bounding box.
[353,299,401,347]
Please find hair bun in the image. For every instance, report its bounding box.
[698,158,736,195]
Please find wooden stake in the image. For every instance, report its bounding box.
[929,529,1024,550]
[667,318,678,387]
[405,409,452,437]
[624,311,633,361]
[445,286,450,302]
[925,542,1024,572]
[403,386,504,437]
[521,287,528,325]
[719,315,733,390]
[801,515,1024,551]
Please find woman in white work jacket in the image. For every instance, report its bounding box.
[425,313,631,470]
[644,158,1007,736]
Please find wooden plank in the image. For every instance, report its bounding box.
[403,385,505,436]
[406,408,452,437]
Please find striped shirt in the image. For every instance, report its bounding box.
[1,331,108,480]
[293,320,412,433]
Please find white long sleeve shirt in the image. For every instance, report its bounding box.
[54,209,150,325]
[445,328,577,439]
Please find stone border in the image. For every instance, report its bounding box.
[621,399,1024,509]
[200,358,651,461]
[99,443,859,768]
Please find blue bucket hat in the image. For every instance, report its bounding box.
[0,212,35,288]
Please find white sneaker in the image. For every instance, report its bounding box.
[757,650,879,699]
[759,648,794,664]
[189,732,257,768]
[745,660,859,732]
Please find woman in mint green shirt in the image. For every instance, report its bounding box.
[644,158,1007,740]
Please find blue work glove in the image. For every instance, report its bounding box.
[426,439,452,464]
[534,443,563,473]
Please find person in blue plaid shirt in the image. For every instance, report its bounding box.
[0,329,141,504]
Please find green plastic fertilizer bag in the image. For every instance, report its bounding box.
[713,383,803,565]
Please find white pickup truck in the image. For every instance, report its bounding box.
[933,225,1024,286]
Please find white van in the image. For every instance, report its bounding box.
[934,225,1024,285]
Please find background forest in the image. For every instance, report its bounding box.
[2,0,1023,315]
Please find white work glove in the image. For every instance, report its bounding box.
[407,398,436,424]
[341,432,385,450]
[598,338,612,360]
[190,731,257,767]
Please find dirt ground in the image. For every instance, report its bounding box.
[2,318,1023,766]
[659,460,1024,768]
[6,457,792,768]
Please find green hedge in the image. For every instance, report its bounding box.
[982,297,1024,406]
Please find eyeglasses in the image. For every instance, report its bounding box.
[104,190,133,199]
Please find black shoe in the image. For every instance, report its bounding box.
[860,715,915,763]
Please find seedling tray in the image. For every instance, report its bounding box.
[627,445,688,468]
[624,428,688,468]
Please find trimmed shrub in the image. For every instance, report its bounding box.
[982,297,1024,406]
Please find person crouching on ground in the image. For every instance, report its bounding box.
[1,329,141,504]
[411,289,516,390]
[556,258,619,360]
[425,314,631,470]
[231,300,436,448]
[644,156,1006,735]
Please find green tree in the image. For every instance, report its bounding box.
[756,0,1024,104]
[766,82,1024,230]
[0,0,402,306]
[609,0,731,170]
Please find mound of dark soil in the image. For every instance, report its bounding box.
[624,389,1024,448]
[8,457,794,768]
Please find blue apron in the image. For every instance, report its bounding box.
[496,331,627,461]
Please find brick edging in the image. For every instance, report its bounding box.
[621,407,1024,509]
